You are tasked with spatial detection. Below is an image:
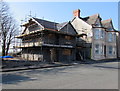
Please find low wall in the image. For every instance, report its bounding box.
[2,60,47,68]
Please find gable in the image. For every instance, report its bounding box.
[33,18,58,30]
[22,22,43,35]
[59,22,77,35]
[71,17,92,35]
[101,19,116,31]
[94,18,102,27]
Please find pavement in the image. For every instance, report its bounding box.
[2,62,72,72]
[2,59,120,72]
[2,61,119,89]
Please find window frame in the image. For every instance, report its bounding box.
[95,44,100,54]
[108,46,113,55]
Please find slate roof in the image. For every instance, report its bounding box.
[101,19,112,28]
[33,17,71,31]
[57,22,68,30]
[33,18,58,30]
[81,14,100,25]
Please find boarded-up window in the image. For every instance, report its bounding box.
[48,34,55,38]
[65,36,73,40]
[63,49,72,55]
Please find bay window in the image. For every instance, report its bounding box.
[94,29,100,39]
[94,28,104,39]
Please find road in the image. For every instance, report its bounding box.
[2,61,119,89]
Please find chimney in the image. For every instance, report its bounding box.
[73,9,80,17]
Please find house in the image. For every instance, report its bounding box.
[16,17,77,62]
[16,9,118,61]
[71,9,117,60]
[116,31,120,58]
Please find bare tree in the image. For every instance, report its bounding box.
[0,1,18,56]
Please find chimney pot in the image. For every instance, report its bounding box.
[73,9,80,17]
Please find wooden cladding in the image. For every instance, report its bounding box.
[65,36,73,40]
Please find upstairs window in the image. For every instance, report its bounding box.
[94,28,104,39]
[101,30,105,39]
[95,23,100,27]
[113,33,116,41]
[94,29,100,39]
[108,32,113,42]
[65,36,73,40]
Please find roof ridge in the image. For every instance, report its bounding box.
[88,13,99,17]
[33,17,59,24]
[101,18,112,22]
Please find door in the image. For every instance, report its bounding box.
[50,48,57,62]
[104,45,106,57]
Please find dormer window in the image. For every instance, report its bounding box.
[95,23,100,27]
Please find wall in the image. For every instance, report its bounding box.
[116,32,120,58]
[92,28,117,60]
[58,49,76,62]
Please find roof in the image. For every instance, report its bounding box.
[33,18,58,30]
[57,22,68,30]
[101,19,112,28]
[33,18,70,31]
[81,14,100,25]
[33,18,75,32]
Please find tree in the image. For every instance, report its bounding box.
[0,1,18,56]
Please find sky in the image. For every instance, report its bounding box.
[6,2,118,30]
[0,1,119,53]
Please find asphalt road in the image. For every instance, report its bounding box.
[2,61,119,89]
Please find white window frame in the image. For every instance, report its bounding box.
[94,28,104,39]
[108,32,113,42]
[95,44,100,54]
[94,29,100,39]
[108,46,113,55]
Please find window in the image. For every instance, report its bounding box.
[65,36,73,40]
[94,29,100,39]
[95,23,100,27]
[48,34,54,38]
[95,44,99,54]
[101,30,104,39]
[94,28,104,39]
[108,46,113,55]
[113,33,116,41]
[108,33,113,42]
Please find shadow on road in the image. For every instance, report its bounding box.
[93,65,119,69]
[2,74,36,84]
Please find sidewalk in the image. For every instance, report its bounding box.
[1,59,120,72]
[1,62,73,72]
